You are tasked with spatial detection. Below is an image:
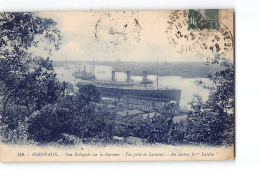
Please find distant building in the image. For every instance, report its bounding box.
[139,112,161,123]
[116,110,144,119]
[115,109,162,125]
[117,95,180,116]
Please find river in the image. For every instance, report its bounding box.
[54,64,213,109]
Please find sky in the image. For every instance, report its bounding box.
[35,10,234,62]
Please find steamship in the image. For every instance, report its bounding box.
[76,67,182,114]
[73,65,95,80]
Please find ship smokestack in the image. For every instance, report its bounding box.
[84,66,86,73]
[112,71,115,81]
[143,71,148,82]
[126,71,131,82]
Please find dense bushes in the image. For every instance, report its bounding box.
[184,55,234,146]
[24,86,115,144]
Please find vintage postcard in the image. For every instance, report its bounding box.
[0,9,234,162]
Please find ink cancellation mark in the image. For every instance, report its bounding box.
[94,11,142,53]
[165,10,233,60]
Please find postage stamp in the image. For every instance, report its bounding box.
[0,10,234,162]
[165,9,234,62]
[188,9,219,30]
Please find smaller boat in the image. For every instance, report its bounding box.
[73,66,95,80]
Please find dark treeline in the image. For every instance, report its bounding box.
[0,13,234,146]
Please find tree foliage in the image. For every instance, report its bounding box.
[0,12,62,118]
[27,85,114,144]
[76,84,101,108]
[184,54,235,145]
[0,12,63,143]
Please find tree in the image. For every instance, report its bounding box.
[74,84,106,140]
[0,12,63,143]
[27,96,76,143]
[76,84,101,108]
[184,54,234,145]
[0,13,111,145]
[0,13,62,119]
[27,85,105,144]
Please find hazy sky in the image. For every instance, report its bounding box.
[35,10,233,62]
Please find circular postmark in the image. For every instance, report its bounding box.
[165,10,234,61]
[94,11,142,53]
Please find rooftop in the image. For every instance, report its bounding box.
[116,110,144,117]
[141,112,161,120]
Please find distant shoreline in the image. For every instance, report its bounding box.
[53,60,222,78]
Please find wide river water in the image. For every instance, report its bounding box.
[54,64,213,109]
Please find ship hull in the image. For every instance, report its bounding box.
[76,82,181,103]
[74,75,95,80]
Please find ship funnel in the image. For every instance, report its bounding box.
[112,71,116,81]
[126,71,131,82]
[143,71,148,82]
[141,71,153,86]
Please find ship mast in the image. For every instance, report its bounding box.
[156,58,159,93]
[65,54,70,69]
[92,57,95,76]
[66,54,68,68]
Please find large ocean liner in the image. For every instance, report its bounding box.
[75,64,182,115]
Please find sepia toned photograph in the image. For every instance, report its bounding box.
[0,9,234,162]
